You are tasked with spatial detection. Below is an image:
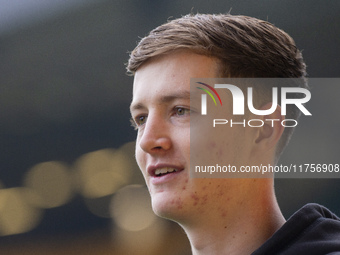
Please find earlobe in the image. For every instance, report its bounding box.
[254,103,285,151]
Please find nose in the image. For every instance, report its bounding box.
[138,113,172,154]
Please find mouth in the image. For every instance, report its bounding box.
[154,167,179,177]
[148,165,184,178]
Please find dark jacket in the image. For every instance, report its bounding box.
[252,203,340,255]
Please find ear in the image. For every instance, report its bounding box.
[253,103,285,152]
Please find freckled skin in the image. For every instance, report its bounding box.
[201,195,208,205]
[209,142,216,149]
[191,193,200,206]
[176,199,183,210]
[215,205,228,218]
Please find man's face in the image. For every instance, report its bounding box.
[130,51,254,222]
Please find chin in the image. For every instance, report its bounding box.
[150,194,186,221]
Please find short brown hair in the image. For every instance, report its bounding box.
[127,13,308,158]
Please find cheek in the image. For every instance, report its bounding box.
[183,136,190,159]
[171,127,190,158]
[201,134,234,163]
[135,144,146,174]
[206,141,226,160]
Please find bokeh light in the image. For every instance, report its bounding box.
[0,187,42,236]
[110,185,156,232]
[74,147,133,199]
[110,185,172,254]
[24,161,74,209]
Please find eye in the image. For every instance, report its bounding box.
[130,115,148,130]
[137,115,147,125]
[175,107,190,116]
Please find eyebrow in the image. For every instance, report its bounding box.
[130,90,191,112]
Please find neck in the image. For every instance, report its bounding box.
[179,179,285,255]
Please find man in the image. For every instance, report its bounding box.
[128,14,340,254]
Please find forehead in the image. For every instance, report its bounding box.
[131,51,219,106]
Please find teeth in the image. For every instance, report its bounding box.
[155,168,178,176]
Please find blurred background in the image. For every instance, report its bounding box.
[0,0,339,254]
